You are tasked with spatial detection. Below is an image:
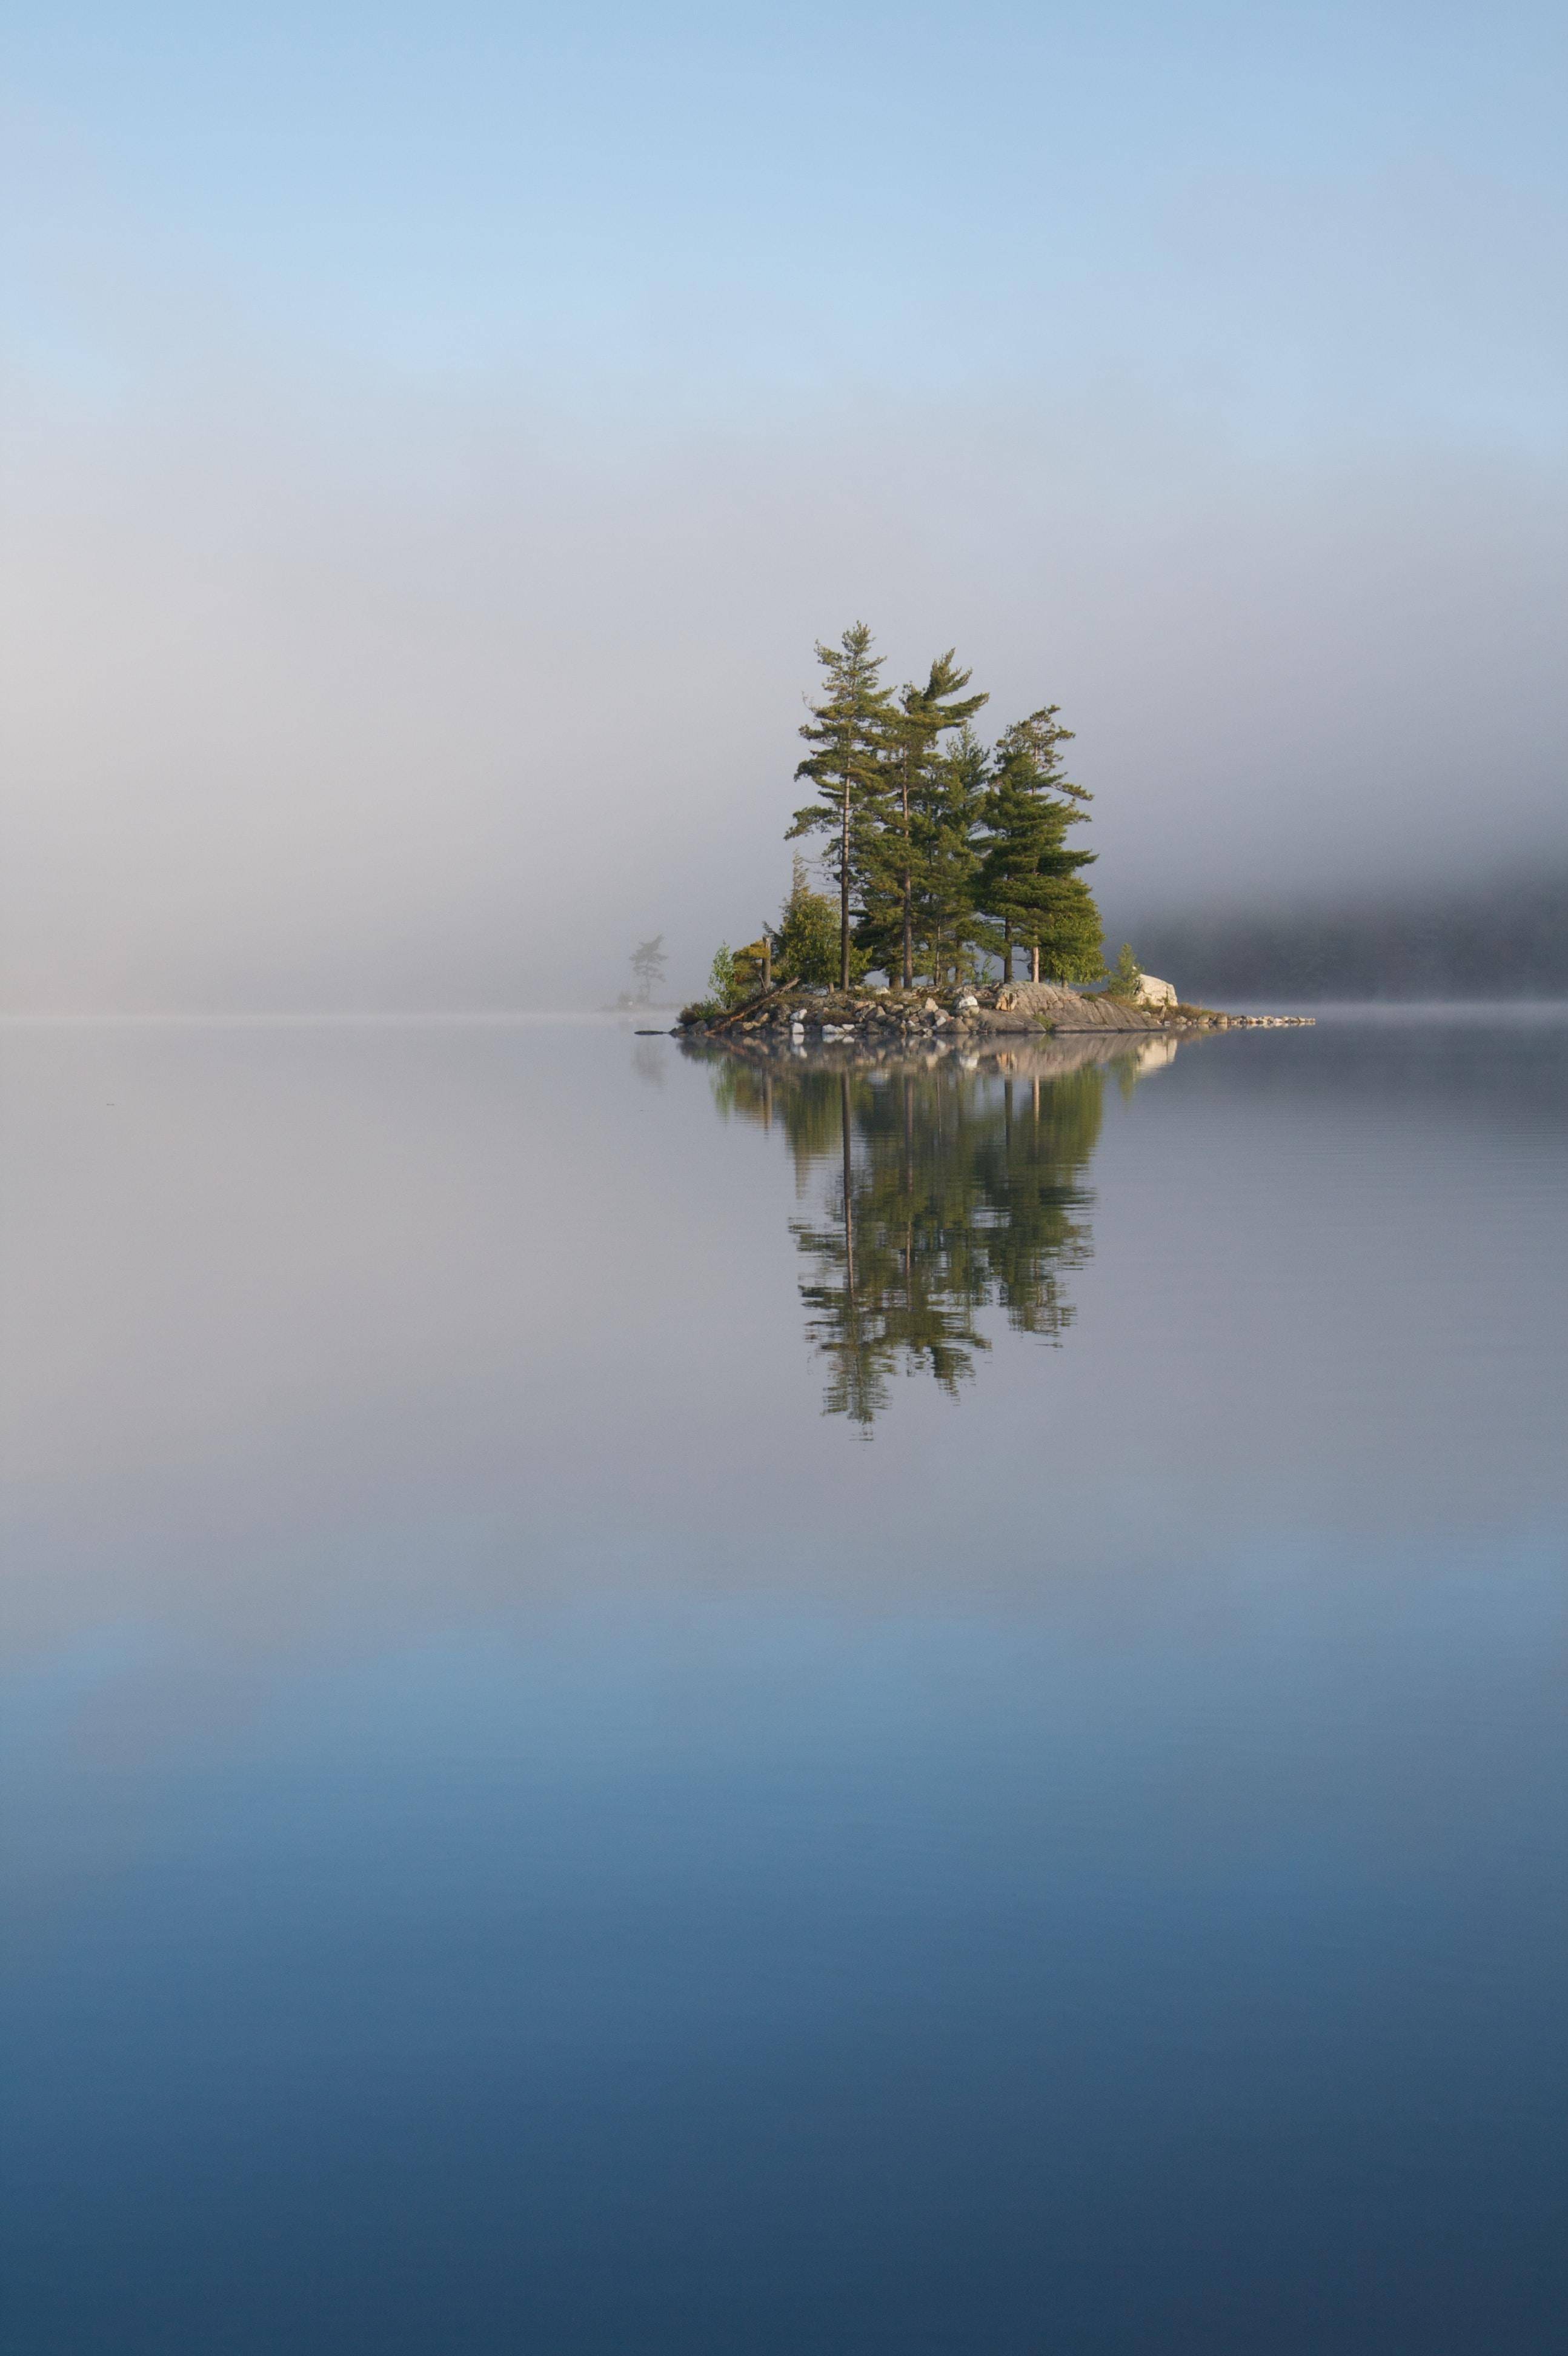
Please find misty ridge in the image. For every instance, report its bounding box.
[1119,862,1568,1003]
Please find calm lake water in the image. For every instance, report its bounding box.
[2,1009,1566,2353]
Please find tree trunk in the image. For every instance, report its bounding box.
[840,779,851,990]
[1032,943,1040,982]
[900,753,914,990]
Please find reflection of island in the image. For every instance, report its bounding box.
[692,1033,1180,1429]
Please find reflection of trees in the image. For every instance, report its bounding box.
[705,1049,1108,1429]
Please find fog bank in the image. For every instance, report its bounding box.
[1118,864,1568,1004]
[4,4,1566,1012]
[5,382,1565,1014]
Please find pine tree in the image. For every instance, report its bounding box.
[630,935,666,1003]
[788,624,895,990]
[877,653,988,989]
[1028,876,1105,985]
[769,856,861,989]
[975,707,1103,983]
[1106,942,1144,998]
[904,725,989,987]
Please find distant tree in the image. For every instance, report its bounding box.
[788,624,895,989]
[1106,942,1143,999]
[630,934,667,1003]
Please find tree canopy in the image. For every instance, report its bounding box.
[788,624,895,990]
[782,625,1105,991]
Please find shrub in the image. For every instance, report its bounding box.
[772,857,869,987]
[706,943,751,1011]
[1105,942,1144,999]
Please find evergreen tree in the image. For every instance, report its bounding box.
[1106,942,1144,998]
[630,934,666,1003]
[876,653,988,988]
[772,856,865,989]
[788,624,894,989]
[975,707,1103,983]
[908,725,989,987]
[1029,877,1105,985]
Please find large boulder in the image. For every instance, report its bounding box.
[1135,973,1178,1007]
[989,980,1162,1031]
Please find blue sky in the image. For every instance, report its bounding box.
[3,3,1566,1005]
[12,2,1566,427]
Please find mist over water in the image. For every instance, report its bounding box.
[1123,862,1568,1002]
[5,398,1565,1013]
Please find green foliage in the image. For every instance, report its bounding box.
[858,720,991,987]
[870,651,989,988]
[974,707,1102,982]
[773,856,866,988]
[1030,879,1106,984]
[783,624,1108,991]
[707,942,748,1010]
[919,725,990,986]
[731,937,773,996]
[1106,942,1144,999]
[789,624,895,989]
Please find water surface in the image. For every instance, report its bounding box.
[2,1010,1565,2352]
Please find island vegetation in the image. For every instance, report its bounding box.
[693,624,1109,1016]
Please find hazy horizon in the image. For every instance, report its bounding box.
[4,3,1566,1012]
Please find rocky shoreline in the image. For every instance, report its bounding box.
[678,977,1313,1047]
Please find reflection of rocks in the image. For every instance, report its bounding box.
[686,1025,1183,1085]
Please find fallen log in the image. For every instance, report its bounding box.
[703,977,797,1034]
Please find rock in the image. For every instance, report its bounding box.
[991,980,1158,1031]
[1134,973,1178,1007]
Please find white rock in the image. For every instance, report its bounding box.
[1134,973,1178,1007]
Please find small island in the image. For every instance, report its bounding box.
[676,625,1311,1048]
[681,974,1309,1052]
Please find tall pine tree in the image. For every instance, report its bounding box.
[788,625,894,990]
[879,652,988,989]
[911,724,990,987]
[977,707,1102,983]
